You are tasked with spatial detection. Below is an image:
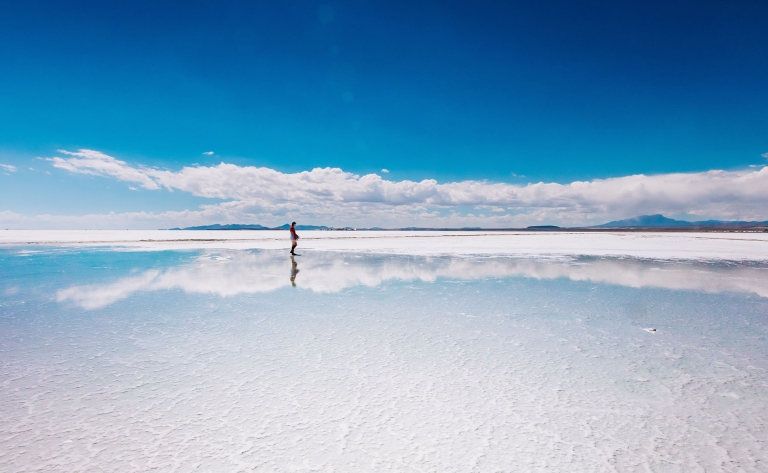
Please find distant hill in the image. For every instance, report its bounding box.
[597,214,768,228]
[597,215,692,227]
[171,223,330,231]
[399,226,482,231]
[170,224,272,230]
[272,224,331,231]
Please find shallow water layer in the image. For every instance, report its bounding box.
[1,248,767,472]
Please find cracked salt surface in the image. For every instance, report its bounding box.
[1,248,767,472]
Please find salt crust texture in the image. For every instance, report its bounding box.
[1,250,767,472]
[2,230,768,260]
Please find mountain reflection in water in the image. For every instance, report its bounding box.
[56,250,768,309]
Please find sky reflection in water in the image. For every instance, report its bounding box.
[42,249,768,309]
[1,248,767,471]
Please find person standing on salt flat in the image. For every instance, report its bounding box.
[289,221,299,255]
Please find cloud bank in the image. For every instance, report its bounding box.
[3,149,768,229]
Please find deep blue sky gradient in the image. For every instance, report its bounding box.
[1,0,767,215]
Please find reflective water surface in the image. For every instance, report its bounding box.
[1,248,767,472]
[41,249,768,309]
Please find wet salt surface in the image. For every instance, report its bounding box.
[1,248,767,472]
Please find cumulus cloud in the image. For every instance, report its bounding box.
[1,164,17,172]
[381,168,389,173]
[762,152,768,159]
[49,149,160,190]
[203,151,214,155]
[4,148,763,229]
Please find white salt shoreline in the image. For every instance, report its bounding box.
[2,229,768,260]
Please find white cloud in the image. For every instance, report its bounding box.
[49,149,160,190]
[762,152,768,159]
[3,148,764,229]
[3,286,19,296]
[0,164,16,172]
[381,168,389,173]
[203,151,214,155]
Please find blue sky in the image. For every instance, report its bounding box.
[1,0,767,228]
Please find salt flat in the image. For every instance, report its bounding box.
[2,229,768,259]
[2,245,767,472]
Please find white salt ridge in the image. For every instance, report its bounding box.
[2,229,768,259]
[56,251,768,309]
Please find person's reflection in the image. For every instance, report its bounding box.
[290,254,300,287]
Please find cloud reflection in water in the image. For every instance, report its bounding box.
[56,251,768,309]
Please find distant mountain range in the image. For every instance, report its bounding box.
[596,214,768,228]
[167,215,768,231]
[271,224,331,230]
[170,223,330,231]
[171,224,272,230]
[399,227,482,231]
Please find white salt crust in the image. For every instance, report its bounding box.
[2,268,767,472]
[2,248,767,472]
